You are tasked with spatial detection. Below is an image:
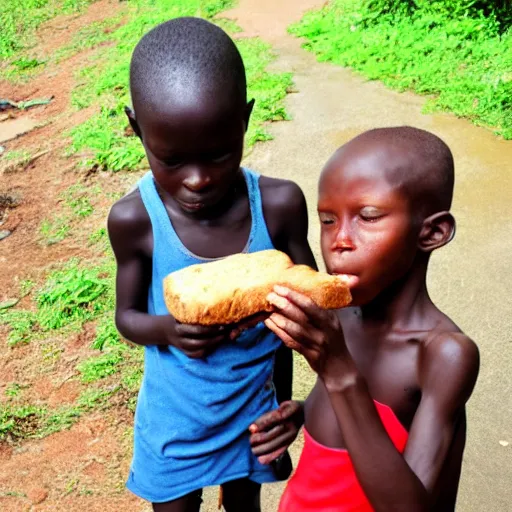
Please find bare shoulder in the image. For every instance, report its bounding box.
[421,330,480,406]
[258,175,307,214]
[107,188,151,256]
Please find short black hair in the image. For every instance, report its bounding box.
[130,17,246,112]
[345,126,455,216]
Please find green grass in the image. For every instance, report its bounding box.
[40,216,71,245]
[0,381,130,442]
[38,185,99,245]
[0,0,97,64]
[68,0,292,171]
[291,0,512,139]
[55,14,125,62]
[0,259,115,346]
[2,149,32,163]
[62,184,97,217]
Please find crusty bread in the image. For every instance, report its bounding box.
[163,249,352,325]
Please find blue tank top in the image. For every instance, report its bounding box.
[127,169,281,502]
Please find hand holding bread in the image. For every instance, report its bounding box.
[163,250,352,326]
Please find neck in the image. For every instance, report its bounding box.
[360,256,433,331]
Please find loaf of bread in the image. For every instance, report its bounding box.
[163,249,352,325]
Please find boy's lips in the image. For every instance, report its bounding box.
[178,200,204,211]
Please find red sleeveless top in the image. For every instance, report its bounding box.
[279,401,408,512]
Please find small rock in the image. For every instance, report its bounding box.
[27,487,48,504]
[0,146,5,154]
[0,229,11,240]
[0,298,19,310]
[499,440,509,447]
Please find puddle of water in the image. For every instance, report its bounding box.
[0,117,37,143]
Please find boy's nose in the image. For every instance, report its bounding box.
[332,223,355,252]
[183,168,211,192]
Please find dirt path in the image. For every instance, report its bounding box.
[223,1,512,510]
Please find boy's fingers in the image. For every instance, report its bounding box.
[269,314,315,349]
[257,446,287,465]
[273,285,330,324]
[273,285,316,310]
[249,424,286,446]
[249,409,285,432]
[177,323,226,337]
[251,430,296,457]
[267,293,309,325]
[264,318,303,353]
[249,401,300,433]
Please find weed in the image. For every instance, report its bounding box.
[20,279,35,297]
[64,478,80,496]
[39,217,70,245]
[4,383,23,398]
[76,386,118,408]
[36,261,110,330]
[0,384,123,442]
[291,0,512,138]
[11,56,45,71]
[41,406,81,436]
[0,0,96,61]
[78,350,125,382]
[0,309,37,346]
[2,491,27,498]
[88,227,107,245]
[54,21,119,63]
[2,149,32,163]
[92,315,120,350]
[61,184,97,217]
[41,342,63,365]
[0,404,44,441]
[2,259,115,346]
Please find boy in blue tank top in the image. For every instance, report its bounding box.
[107,17,315,512]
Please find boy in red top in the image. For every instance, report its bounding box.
[250,127,480,511]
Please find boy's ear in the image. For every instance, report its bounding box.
[124,106,142,139]
[418,211,456,252]
[244,99,255,132]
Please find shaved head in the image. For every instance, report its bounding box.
[330,126,454,217]
[129,17,247,115]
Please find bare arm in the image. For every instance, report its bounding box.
[324,333,479,510]
[107,192,228,355]
[265,290,480,511]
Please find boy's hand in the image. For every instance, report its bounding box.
[166,316,231,359]
[249,400,304,464]
[167,313,272,358]
[264,284,354,381]
[228,312,270,340]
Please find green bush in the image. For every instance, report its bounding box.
[291,0,512,138]
[360,1,512,31]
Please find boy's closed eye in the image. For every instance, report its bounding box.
[163,156,184,169]
[359,206,386,222]
[161,151,233,169]
[319,212,336,225]
[208,150,233,163]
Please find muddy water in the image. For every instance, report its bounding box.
[220,1,512,510]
